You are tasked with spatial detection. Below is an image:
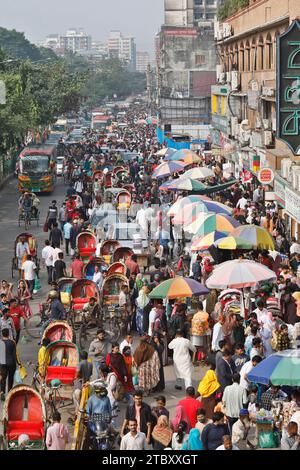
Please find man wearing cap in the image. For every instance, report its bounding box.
[232,409,256,449]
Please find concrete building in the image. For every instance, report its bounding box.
[136,52,150,73]
[107,31,136,71]
[38,34,59,51]
[157,0,218,138]
[59,29,91,54]
[211,0,300,239]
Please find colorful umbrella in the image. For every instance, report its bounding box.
[172,149,198,160]
[247,350,300,386]
[146,117,157,125]
[180,167,215,180]
[191,231,228,251]
[185,213,240,236]
[167,195,229,216]
[149,277,209,299]
[162,178,206,192]
[231,225,275,250]
[157,147,176,157]
[173,201,233,225]
[169,152,201,164]
[206,259,277,289]
[152,161,188,179]
[214,235,253,250]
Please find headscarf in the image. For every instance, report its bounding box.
[151,415,173,448]
[182,428,203,451]
[136,287,150,309]
[136,274,143,291]
[198,370,220,398]
[171,405,191,432]
[106,353,128,384]
[133,337,155,367]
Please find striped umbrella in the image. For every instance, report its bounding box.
[152,161,188,179]
[191,231,228,251]
[149,277,209,299]
[206,259,277,289]
[164,178,206,192]
[185,213,240,236]
[231,225,275,250]
[157,147,176,157]
[181,167,215,180]
[247,350,300,386]
[214,235,253,250]
[167,195,231,217]
[169,152,201,164]
[173,202,233,225]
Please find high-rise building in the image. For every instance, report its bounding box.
[136,52,150,73]
[108,31,136,71]
[157,0,217,137]
[59,29,92,54]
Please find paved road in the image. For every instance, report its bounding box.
[0,177,207,446]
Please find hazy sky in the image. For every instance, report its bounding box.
[0,0,164,53]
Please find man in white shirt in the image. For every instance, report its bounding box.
[42,240,54,284]
[120,420,146,450]
[21,255,37,296]
[52,247,63,268]
[222,374,248,430]
[120,335,133,354]
[16,237,29,276]
[216,435,239,450]
[253,300,269,324]
[239,356,262,390]
[290,237,300,255]
[136,206,148,234]
[211,318,225,352]
[253,186,263,204]
[148,307,158,336]
[92,265,103,290]
[236,195,248,210]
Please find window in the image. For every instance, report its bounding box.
[175,50,186,62]
[206,13,215,19]
[239,42,245,72]
[194,0,203,4]
[258,36,264,70]
[195,54,206,65]
[266,33,273,69]
[206,0,215,5]
[245,41,251,72]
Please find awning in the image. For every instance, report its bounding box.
[191,179,238,195]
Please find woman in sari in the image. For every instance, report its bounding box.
[152,415,173,450]
[151,332,165,392]
[171,404,191,432]
[133,336,160,396]
[197,364,221,419]
[181,428,203,451]
[0,280,13,302]
[135,286,151,336]
[17,280,32,317]
[122,346,135,399]
[106,343,128,387]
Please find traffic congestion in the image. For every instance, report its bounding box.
[0,96,300,454]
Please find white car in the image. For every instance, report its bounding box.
[56,156,64,176]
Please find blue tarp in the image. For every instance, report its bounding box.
[156,127,191,150]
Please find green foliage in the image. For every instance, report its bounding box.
[218,0,249,20]
[82,58,146,107]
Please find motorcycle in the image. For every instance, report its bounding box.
[88,413,118,450]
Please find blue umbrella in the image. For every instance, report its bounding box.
[247,350,300,386]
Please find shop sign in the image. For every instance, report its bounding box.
[257,168,275,185]
[277,20,300,153]
[274,177,286,207]
[164,29,198,37]
[285,186,300,222]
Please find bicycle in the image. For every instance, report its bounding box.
[24,209,31,231]
[43,380,64,420]
[79,312,102,350]
[24,303,50,339]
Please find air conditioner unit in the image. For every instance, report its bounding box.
[223,23,233,39]
[226,72,231,84]
[216,65,223,83]
[231,116,238,136]
[219,72,226,83]
[262,87,275,97]
[281,158,292,180]
[264,130,272,146]
[263,119,271,130]
[231,71,239,91]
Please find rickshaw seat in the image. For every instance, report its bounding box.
[73,297,89,310]
[79,248,96,256]
[45,366,77,385]
[7,421,44,441]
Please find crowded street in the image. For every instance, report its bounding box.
[1,0,300,459]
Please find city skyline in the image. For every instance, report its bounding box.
[0,0,164,53]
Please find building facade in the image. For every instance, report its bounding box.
[211,0,300,238]
[108,31,136,71]
[157,0,219,136]
[59,29,92,53]
[136,52,150,73]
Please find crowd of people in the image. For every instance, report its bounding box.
[1,100,300,452]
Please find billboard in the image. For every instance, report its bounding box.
[277,20,300,154]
